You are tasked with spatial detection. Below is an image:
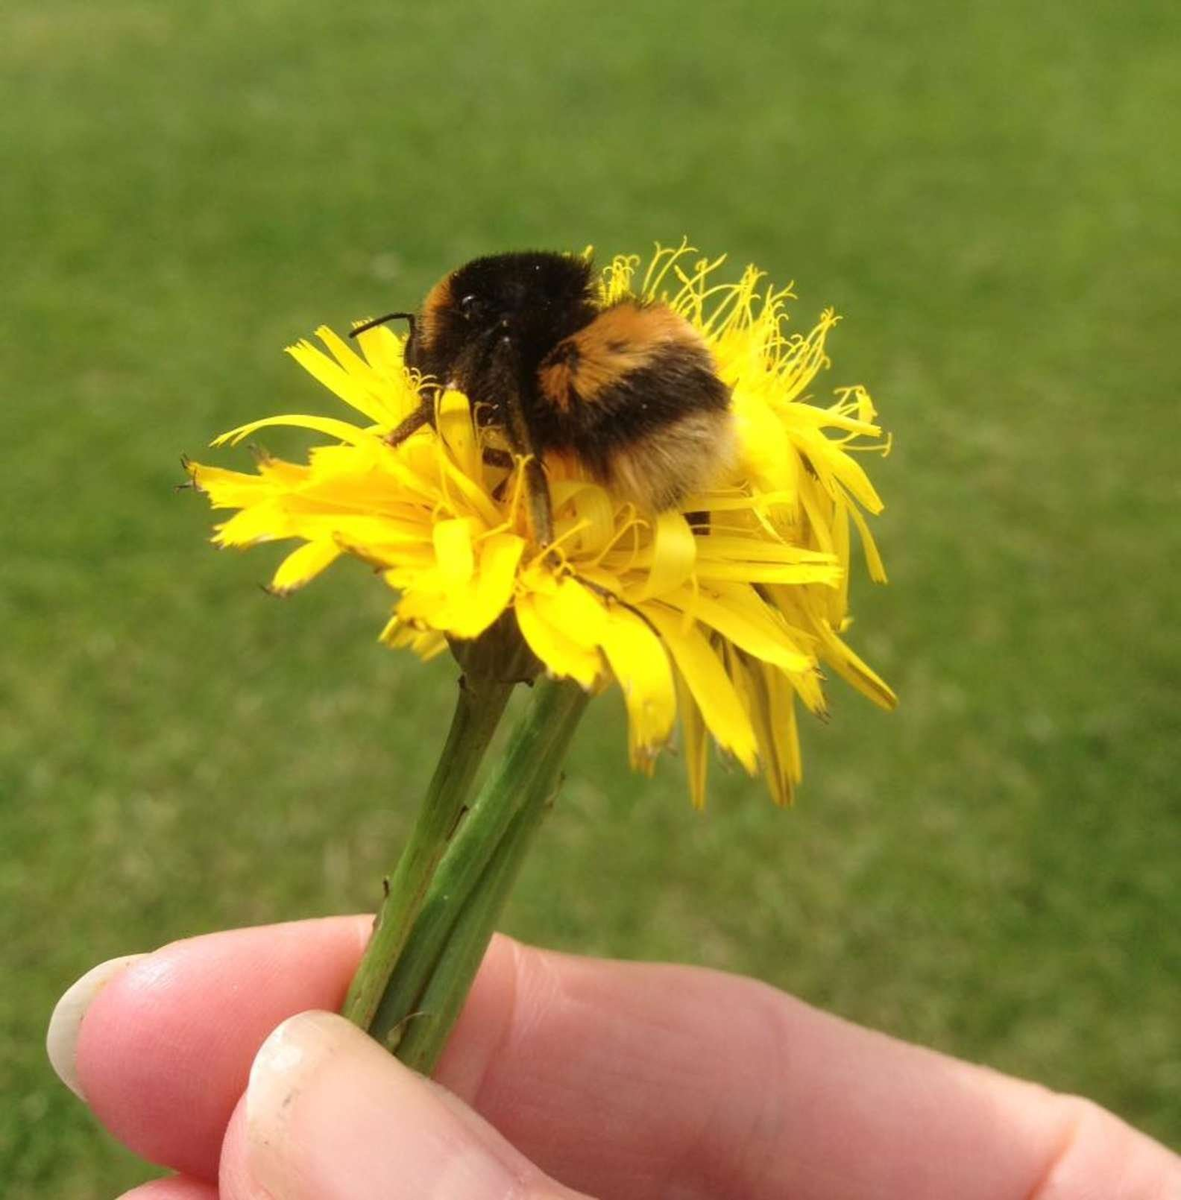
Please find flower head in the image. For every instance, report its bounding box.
[189,243,895,806]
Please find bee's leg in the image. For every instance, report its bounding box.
[523,456,555,548]
[384,400,433,447]
[487,444,554,546]
[497,370,555,548]
[579,576,660,636]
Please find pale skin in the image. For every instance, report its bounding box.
[68,917,1180,1199]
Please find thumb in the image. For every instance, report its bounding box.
[221,1010,591,1200]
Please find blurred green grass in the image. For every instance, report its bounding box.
[3,0,1179,1193]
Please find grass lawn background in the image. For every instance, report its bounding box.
[2,1,1178,1193]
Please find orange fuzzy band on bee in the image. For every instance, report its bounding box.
[417,274,454,359]
[538,302,703,412]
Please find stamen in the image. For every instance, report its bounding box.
[640,237,693,299]
[585,507,647,568]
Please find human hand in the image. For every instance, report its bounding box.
[47,917,1179,1198]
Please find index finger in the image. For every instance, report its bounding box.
[72,916,372,1180]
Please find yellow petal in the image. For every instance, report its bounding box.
[318,514,425,547]
[645,608,758,771]
[447,533,525,639]
[353,323,411,397]
[797,480,836,556]
[734,390,798,501]
[822,441,884,515]
[212,501,294,546]
[340,532,433,571]
[187,462,282,508]
[664,583,813,672]
[735,657,801,807]
[314,326,407,426]
[555,481,616,556]
[785,397,880,438]
[630,511,697,601]
[378,614,448,660]
[515,595,602,689]
[213,414,373,449]
[394,587,446,627]
[285,338,393,428]
[848,498,888,583]
[598,608,676,769]
[256,454,314,487]
[269,540,342,595]
[695,560,841,586]
[437,454,504,529]
[820,623,898,710]
[437,389,481,481]
[788,662,829,716]
[695,536,835,566]
[831,494,852,621]
[771,669,803,793]
[433,518,476,587]
[531,577,608,651]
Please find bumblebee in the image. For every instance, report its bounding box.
[351,251,736,545]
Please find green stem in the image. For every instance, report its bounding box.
[341,673,515,1031]
[396,777,557,1072]
[368,676,589,1060]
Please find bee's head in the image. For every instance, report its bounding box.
[412,252,596,395]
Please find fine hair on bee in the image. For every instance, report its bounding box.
[350,251,737,546]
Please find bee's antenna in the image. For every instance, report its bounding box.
[349,312,417,339]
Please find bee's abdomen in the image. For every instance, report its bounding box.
[534,303,735,509]
[605,405,737,510]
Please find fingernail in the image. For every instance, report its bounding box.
[46,954,146,1098]
[246,1010,346,1198]
[246,1010,540,1200]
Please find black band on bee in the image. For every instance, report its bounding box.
[533,336,730,471]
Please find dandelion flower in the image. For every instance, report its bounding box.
[188,243,895,807]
